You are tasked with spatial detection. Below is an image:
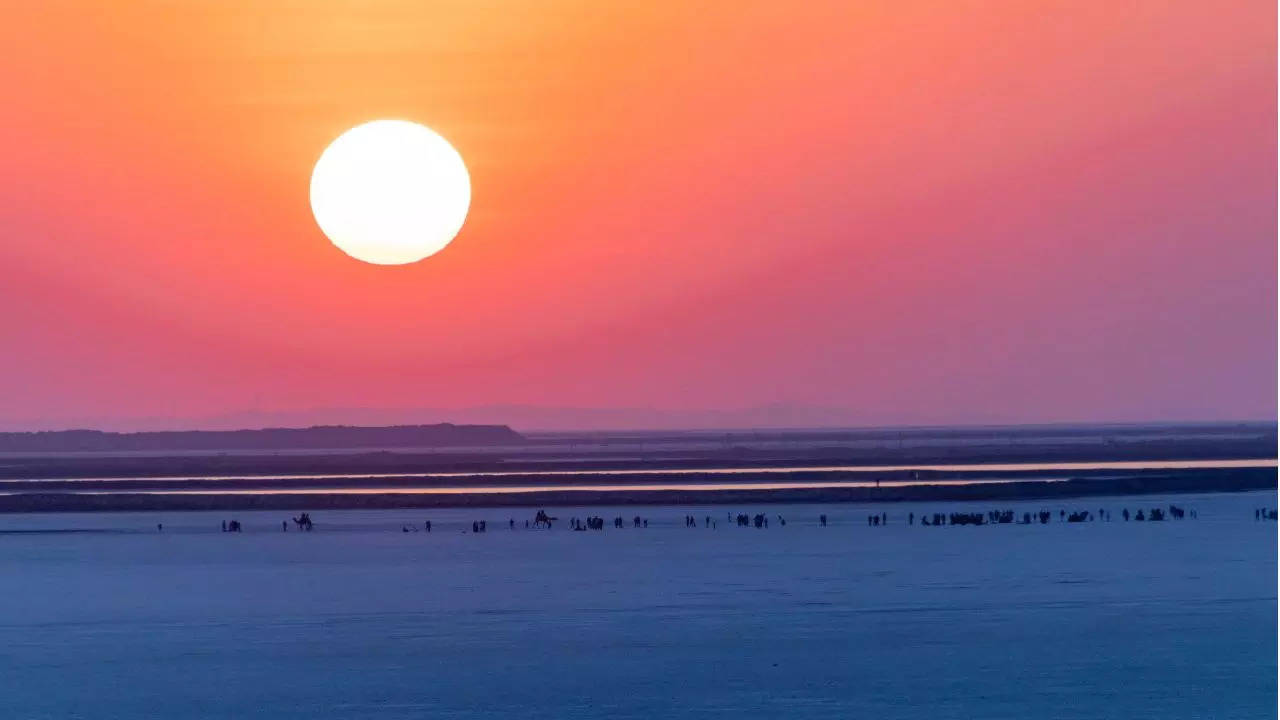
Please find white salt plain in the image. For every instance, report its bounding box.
[0,489,1274,719]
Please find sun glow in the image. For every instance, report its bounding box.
[309,120,471,265]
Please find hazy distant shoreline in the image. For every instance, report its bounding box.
[0,423,1271,513]
[0,467,1271,513]
[0,422,1272,480]
[0,424,524,453]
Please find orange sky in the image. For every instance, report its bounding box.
[0,1,1274,430]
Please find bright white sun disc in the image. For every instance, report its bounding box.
[310,120,471,265]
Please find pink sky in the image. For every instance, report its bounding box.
[0,1,1274,430]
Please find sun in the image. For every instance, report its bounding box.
[310,120,471,265]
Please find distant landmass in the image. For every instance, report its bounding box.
[0,424,525,453]
[4,404,1275,434]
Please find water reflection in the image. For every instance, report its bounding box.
[20,458,1275,484]
[64,476,1071,496]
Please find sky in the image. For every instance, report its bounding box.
[0,1,1274,431]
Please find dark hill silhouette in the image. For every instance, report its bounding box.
[0,424,524,453]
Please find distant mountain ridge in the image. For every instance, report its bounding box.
[0,424,525,453]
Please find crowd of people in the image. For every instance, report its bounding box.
[896,505,1194,526]
[455,504,1206,533]
[196,501,1273,534]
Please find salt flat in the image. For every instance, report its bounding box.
[0,490,1274,719]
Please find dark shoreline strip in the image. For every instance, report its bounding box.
[0,464,1269,492]
[2,434,1273,481]
[0,469,1272,513]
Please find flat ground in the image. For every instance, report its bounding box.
[0,489,1274,718]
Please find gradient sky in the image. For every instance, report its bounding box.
[0,1,1274,430]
